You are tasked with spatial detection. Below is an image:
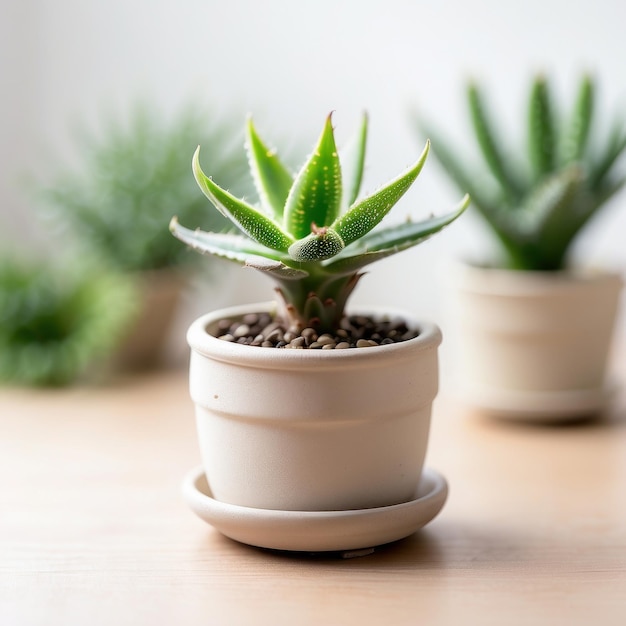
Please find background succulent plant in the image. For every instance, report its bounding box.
[36,101,250,272]
[171,113,468,332]
[0,259,134,386]
[414,74,626,271]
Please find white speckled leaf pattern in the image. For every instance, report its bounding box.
[192,147,294,252]
[332,141,430,246]
[284,114,342,239]
[246,118,293,220]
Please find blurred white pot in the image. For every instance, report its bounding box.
[186,302,442,512]
[114,268,186,370]
[450,264,622,421]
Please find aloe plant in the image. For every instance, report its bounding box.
[414,74,626,271]
[170,113,468,333]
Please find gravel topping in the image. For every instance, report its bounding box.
[214,312,419,349]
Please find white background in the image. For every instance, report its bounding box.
[2,0,625,354]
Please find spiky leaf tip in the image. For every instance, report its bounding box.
[562,74,594,164]
[332,140,430,247]
[528,75,556,178]
[245,117,293,219]
[283,113,342,239]
[340,112,369,209]
[467,81,520,198]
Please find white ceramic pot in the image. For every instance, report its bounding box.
[187,302,442,512]
[450,264,622,420]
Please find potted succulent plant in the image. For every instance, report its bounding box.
[414,74,624,420]
[172,112,468,551]
[36,101,249,369]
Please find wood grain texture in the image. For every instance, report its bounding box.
[1,360,625,626]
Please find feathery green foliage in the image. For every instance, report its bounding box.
[37,101,250,272]
[0,260,134,386]
[413,74,626,271]
[171,113,469,331]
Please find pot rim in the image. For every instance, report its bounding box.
[452,261,623,296]
[187,301,442,370]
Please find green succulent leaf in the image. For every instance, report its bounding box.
[588,122,626,190]
[325,194,470,275]
[169,217,283,263]
[528,76,556,178]
[288,227,345,262]
[574,175,626,242]
[597,174,626,205]
[509,166,583,240]
[340,112,368,209]
[321,249,392,276]
[562,74,594,164]
[284,114,342,239]
[245,117,293,219]
[193,147,294,252]
[244,256,309,279]
[467,82,521,199]
[351,193,470,252]
[332,140,430,247]
[412,113,502,214]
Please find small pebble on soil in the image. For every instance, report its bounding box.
[215,312,419,349]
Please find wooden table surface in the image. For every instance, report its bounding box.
[1,358,625,626]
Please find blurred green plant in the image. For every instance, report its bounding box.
[36,101,250,272]
[413,74,626,270]
[0,259,134,386]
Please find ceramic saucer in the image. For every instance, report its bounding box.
[182,466,448,552]
[461,382,617,421]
